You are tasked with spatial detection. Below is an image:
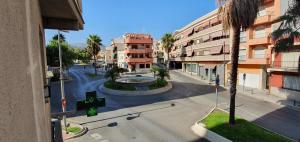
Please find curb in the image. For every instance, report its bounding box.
[100,82,173,96]
[191,107,232,142]
[173,70,300,112]
[63,123,88,141]
[217,108,296,142]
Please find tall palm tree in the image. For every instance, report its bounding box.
[217,0,261,125]
[87,34,102,75]
[272,0,300,52]
[161,33,175,69]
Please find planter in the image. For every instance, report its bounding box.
[101,82,172,96]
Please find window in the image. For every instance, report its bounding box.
[239,49,247,60]
[132,45,138,49]
[254,26,266,38]
[258,6,267,17]
[253,46,266,59]
[146,64,150,68]
[240,31,247,43]
[140,64,145,68]
[139,54,144,58]
[146,45,150,48]
[284,75,300,91]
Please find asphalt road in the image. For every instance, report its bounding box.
[51,66,300,142]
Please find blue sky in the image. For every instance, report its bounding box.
[45,0,217,47]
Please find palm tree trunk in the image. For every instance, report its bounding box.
[94,55,97,75]
[166,51,170,69]
[229,27,241,125]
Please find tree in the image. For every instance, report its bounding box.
[87,35,102,75]
[271,0,300,52]
[73,48,91,63]
[161,33,175,69]
[151,65,160,78]
[157,68,170,81]
[52,33,66,42]
[104,66,128,82]
[217,0,261,125]
[105,66,119,82]
[46,35,75,68]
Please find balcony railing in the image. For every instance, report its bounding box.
[124,48,153,54]
[125,58,153,63]
[252,54,266,59]
[271,61,300,70]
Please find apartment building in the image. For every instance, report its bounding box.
[228,0,291,90]
[112,38,127,68]
[267,0,300,101]
[104,46,114,67]
[153,40,165,65]
[0,0,83,142]
[124,33,154,72]
[170,9,230,86]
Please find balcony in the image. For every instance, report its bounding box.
[254,15,272,25]
[125,58,153,63]
[268,61,300,72]
[170,54,230,62]
[239,57,270,65]
[40,0,84,30]
[174,24,224,45]
[124,48,153,54]
[248,37,271,46]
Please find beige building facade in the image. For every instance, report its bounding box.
[170,9,230,85]
[0,0,83,142]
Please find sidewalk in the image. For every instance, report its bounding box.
[172,69,300,111]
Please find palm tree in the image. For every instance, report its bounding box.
[161,33,175,69]
[217,0,261,125]
[271,0,300,52]
[87,34,102,75]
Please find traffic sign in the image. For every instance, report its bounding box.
[76,91,106,117]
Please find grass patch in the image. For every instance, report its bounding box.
[66,126,81,134]
[104,80,136,91]
[149,79,168,90]
[201,109,292,142]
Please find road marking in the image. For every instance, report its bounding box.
[100,140,110,142]
[90,133,103,140]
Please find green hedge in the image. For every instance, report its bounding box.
[149,79,168,90]
[104,80,136,91]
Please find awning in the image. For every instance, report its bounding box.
[195,26,202,32]
[187,50,194,57]
[204,64,217,69]
[202,35,210,41]
[183,42,189,47]
[210,31,223,39]
[187,28,195,36]
[203,21,210,28]
[210,46,223,55]
[224,45,230,53]
[210,17,220,25]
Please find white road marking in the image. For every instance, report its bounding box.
[90,133,103,140]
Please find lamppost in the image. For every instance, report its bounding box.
[58,30,68,134]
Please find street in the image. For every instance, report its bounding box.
[51,66,300,142]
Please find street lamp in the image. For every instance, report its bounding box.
[58,30,69,134]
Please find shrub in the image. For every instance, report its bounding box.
[149,79,168,90]
[104,80,136,91]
